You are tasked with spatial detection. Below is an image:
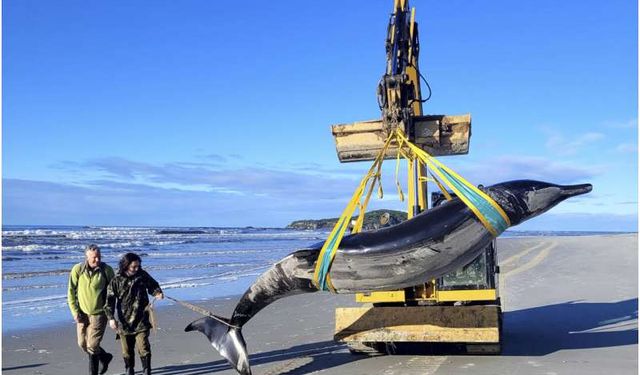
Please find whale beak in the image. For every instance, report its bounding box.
[560,183,593,198]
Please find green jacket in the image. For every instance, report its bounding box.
[105,270,162,334]
[67,262,115,317]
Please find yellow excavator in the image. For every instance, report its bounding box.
[331,0,502,355]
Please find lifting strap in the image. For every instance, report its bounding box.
[312,129,510,292]
[312,134,394,292]
[394,130,510,236]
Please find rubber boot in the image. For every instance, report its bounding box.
[124,357,135,375]
[98,347,113,375]
[89,353,100,375]
[141,354,152,375]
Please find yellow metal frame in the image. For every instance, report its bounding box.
[356,288,497,304]
[356,290,406,303]
[435,289,497,302]
[335,305,501,344]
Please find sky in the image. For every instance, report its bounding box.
[3,0,638,231]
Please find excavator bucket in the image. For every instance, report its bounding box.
[331,114,471,163]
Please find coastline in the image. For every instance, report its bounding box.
[3,234,637,375]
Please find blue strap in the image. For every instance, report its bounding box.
[440,168,509,235]
[315,217,349,291]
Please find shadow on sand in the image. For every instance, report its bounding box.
[1,363,48,372]
[502,298,638,355]
[153,299,637,374]
[153,340,365,375]
[389,298,638,356]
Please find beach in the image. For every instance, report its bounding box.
[2,234,637,375]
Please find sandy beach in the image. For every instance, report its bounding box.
[3,234,637,375]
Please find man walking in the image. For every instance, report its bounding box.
[67,244,115,375]
[105,252,164,375]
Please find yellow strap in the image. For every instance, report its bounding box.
[411,149,498,235]
[312,133,395,290]
[430,171,453,201]
[395,129,511,235]
[416,158,427,212]
[394,140,405,202]
[353,168,381,233]
[414,143,510,225]
[314,128,511,290]
[407,156,415,218]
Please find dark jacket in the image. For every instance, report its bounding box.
[104,269,162,334]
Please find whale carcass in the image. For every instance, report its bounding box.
[185,180,592,375]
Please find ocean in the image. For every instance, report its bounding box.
[1,225,627,333]
[2,225,327,333]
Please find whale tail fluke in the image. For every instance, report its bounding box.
[185,317,251,375]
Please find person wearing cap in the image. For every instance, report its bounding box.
[67,244,116,375]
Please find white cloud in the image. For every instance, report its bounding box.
[3,178,355,227]
[446,155,602,186]
[514,212,637,232]
[604,118,638,130]
[14,148,620,227]
[615,143,638,154]
[6,178,633,231]
[545,131,605,156]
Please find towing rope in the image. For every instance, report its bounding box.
[166,295,240,329]
[312,128,510,292]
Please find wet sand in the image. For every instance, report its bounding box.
[3,234,637,375]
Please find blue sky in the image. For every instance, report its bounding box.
[3,0,638,231]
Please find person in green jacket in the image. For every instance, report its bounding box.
[105,252,164,375]
[67,244,115,375]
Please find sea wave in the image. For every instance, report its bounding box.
[160,265,270,287]
[3,270,71,279]
[145,262,257,271]
[2,229,69,237]
[3,261,267,280]
[3,284,66,292]
[3,294,67,306]
[143,249,275,257]
[2,239,193,253]
[161,282,213,290]
[1,225,319,331]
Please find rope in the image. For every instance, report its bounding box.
[165,295,240,329]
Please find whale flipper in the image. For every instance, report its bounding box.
[185,317,250,375]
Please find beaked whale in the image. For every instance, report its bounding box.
[185,180,592,375]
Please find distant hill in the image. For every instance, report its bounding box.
[286,209,408,231]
